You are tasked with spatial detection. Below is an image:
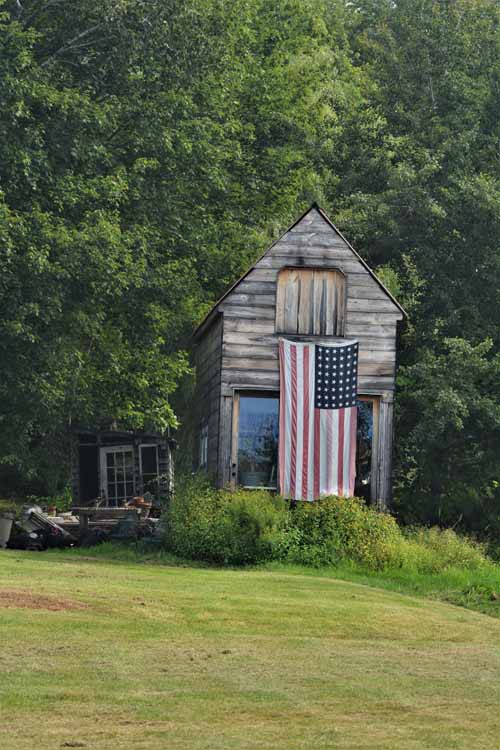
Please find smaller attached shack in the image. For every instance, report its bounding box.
[71,429,175,508]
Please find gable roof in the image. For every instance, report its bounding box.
[193,203,406,338]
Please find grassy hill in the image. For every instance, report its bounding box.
[1,551,500,749]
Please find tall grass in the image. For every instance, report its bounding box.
[162,476,492,574]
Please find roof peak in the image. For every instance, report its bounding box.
[193,203,406,338]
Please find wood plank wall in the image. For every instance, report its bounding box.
[212,207,403,504]
[218,209,402,399]
[276,268,345,336]
[193,314,223,476]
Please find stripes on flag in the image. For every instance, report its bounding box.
[278,339,357,501]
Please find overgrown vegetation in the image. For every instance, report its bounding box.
[163,478,287,565]
[3,0,500,537]
[163,477,492,576]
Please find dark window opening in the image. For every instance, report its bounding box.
[199,421,208,470]
[78,445,98,504]
[355,399,374,502]
[140,445,160,500]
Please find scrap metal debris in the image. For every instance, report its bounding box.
[5,497,162,550]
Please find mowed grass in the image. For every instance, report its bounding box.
[1,551,500,750]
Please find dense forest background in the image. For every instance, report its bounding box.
[2,0,500,537]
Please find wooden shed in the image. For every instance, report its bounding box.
[71,429,175,508]
[192,205,405,507]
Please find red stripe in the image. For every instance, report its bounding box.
[337,408,345,497]
[313,408,320,499]
[349,406,357,496]
[278,341,286,494]
[290,345,298,499]
[302,346,310,499]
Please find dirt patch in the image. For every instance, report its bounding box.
[0,589,89,611]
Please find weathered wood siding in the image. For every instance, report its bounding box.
[220,208,402,503]
[218,208,403,398]
[193,313,223,476]
[194,206,403,503]
[276,268,345,336]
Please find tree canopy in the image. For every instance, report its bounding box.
[2,0,500,535]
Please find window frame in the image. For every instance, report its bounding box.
[139,443,160,499]
[231,389,280,490]
[230,389,380,498]
[356,395,380,504]
[275,266,346,337]
[99,444,135,507]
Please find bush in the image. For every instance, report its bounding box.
[401,527,488,573]
[0,499,23,517]
[164,476,288,564]
[281,496,404,570]
[163,479,492,573]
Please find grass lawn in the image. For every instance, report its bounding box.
[1,550,500,749]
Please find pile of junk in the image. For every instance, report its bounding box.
[0,494,162,551]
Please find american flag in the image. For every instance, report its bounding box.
[278,339,358,501]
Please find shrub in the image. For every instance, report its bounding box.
[283,496,404,570]
[164,476,287,564]
[163,479,492,574]
[402,527,488,573]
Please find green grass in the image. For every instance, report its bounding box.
[265,560,500,618]
[1,550,500,749]
[63,541,500,618]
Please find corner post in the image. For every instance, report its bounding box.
[376,391,394,511]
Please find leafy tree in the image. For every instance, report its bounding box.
[395,338,500,536]
[323,0,500,535]
[0,0,359,492]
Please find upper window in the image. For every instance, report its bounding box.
[276,268,345,336]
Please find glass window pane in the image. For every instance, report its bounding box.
[355,400,373,501]
[102,447,135,506]
[237,394,279,488]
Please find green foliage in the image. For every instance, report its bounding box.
[0,0,359,494]
[163,485,492,574]
[25,484,73,513]
[0,499,20,516]
[3,0,500,536]
[280,496,403,569]
[394,338,500,535]
[164,476,288,564]
[401,527,489,574]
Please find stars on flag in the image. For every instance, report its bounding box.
[314,342,358,409]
